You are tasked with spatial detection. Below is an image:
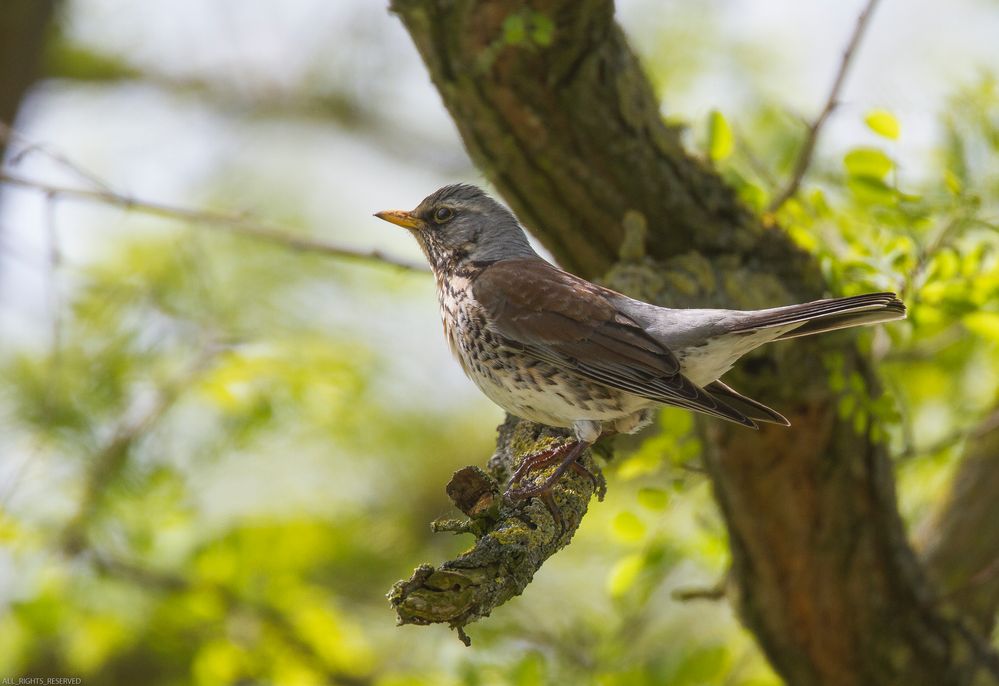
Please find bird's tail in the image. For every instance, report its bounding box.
[730,292,906,340]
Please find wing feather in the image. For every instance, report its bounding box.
[472,259,756,428]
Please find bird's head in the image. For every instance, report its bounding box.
[375,184,536,274]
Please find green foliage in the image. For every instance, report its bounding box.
[502,11,555,48]
[4,11,999,686]
[0,229,490,683]
[865,109,901,140]
[720,77,999,520]
[706,110,734,162]
[43,34,142,82]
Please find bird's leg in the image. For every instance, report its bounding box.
[505,440,593,500]
[507,441,574,489]
[537,491,564,534]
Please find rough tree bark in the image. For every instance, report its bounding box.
[387,1,999,684]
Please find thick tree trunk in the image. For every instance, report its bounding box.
[390,1,999,683]
[0,0,58,161]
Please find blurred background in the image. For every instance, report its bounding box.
[1,0,998,684]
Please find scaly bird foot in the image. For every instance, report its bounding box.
[505,440,595,500]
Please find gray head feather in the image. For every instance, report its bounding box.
[411,184,537,269]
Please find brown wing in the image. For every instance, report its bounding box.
[471,259,756,428]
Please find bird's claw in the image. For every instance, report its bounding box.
[504,441,598,536]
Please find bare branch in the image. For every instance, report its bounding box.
[1,121,117,192]
[0,170,429,273]
[767,0,882,213]
[672,573,729,602]
[42,192,63,363]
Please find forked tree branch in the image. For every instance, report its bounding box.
[767,0,881,213]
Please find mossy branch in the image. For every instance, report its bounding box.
[388,416,605,644]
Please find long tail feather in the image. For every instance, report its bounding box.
[705,381,790,426]
[731,292,906,340]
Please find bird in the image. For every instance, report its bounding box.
[375,184,906,499]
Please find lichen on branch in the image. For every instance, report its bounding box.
[387,416,606,644]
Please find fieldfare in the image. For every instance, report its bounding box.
[376,185,905,498]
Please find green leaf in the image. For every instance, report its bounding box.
[707,110,733,161]
[611,511,646,542]
[944,169,963,195]
[838,394,856,419]
[606,553,644,598]
[503,15,527,45]
[637,487,669,511]
[964,312,999,340]
[846,175,897,205]
[864,109,900,139]
[510,651,546,686]
[844,148,893,180]
[528,13,554,46]
[672,645,730,684]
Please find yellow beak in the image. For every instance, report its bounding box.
[374,209,422,231]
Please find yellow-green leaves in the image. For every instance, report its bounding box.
[606,553,645,598]
[944,168,964,195]
[844,147,896,204]
[605,544,680,602]
[611,511,647,542]
[865,109,901,140]
[707,110,734,162]
[670,645,732,685]
[844,148,894,180]
[192,640,251,686]
[503,11,554,47]
[964,312,999,341]
[509,651,547,686]
[846,111,900,205]
[637,487,670,511]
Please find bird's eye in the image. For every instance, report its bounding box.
[433,207,454,223]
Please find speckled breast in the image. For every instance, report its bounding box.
[436,279,651,429]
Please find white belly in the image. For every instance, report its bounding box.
[677,327,797,386]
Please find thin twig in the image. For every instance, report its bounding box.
[672,575,728,602]
[767,0,882,214]
[0,170,429,273]
[44,195,63,357]
[898,213,971,301]
[42,194,65,418]
[1,121,117,193]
